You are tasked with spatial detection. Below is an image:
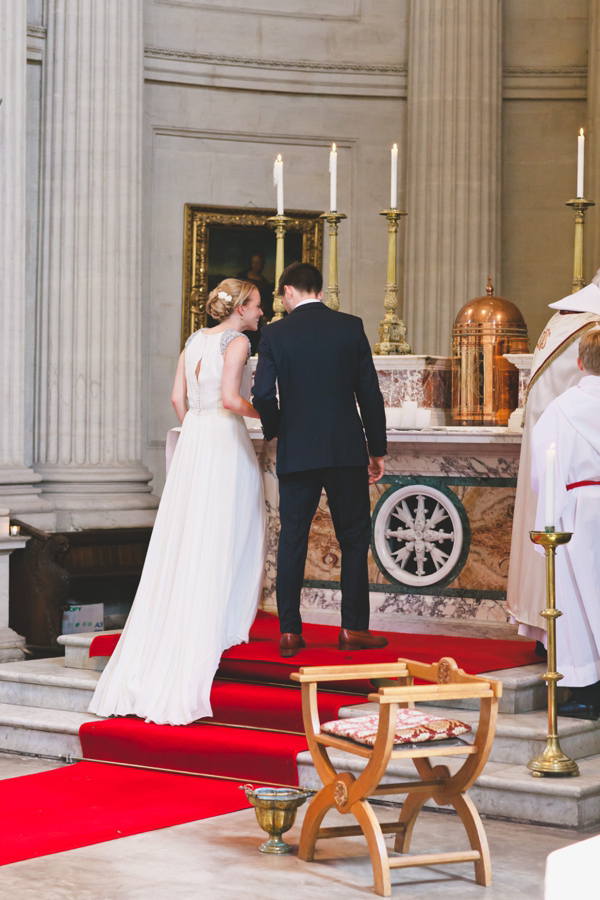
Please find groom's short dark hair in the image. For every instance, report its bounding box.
[279,262,323,297]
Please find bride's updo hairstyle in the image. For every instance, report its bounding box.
[206,279,256,321]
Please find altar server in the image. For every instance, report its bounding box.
[530,329,600,719]
[506,278,600,642]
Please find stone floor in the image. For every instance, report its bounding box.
[0,752,598,899]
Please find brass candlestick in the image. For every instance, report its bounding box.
[320,212,347,310]
[267,214,293,322]
[374,209,411,355]
[565,197,595,293]
[527,530,579,778]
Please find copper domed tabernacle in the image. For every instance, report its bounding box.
[452,277,529,426]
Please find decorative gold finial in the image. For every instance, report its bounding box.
[486,276,493,296]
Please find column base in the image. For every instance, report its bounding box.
[34,464,160,531]
[0,465,56,530]
[0,627,26,662]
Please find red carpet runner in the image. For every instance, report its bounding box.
[2,612,539,865]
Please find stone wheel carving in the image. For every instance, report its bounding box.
[374,485,463,587]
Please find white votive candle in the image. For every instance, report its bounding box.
[273,154,284,215]
[390,143,398,209]
[9,524,20,537]
[545,443,556,530]
[577,128,585,198]
[329,143,337,212]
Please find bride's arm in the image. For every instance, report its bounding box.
[222,337,260,418]
[171,351,188,424]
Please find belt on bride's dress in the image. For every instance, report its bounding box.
[188,407,240,418]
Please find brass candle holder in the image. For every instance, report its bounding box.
[527,530,579,778]
[374,209,411,355]
[320,211,347,311]
[565,197,595,293]
[267,214,293,322]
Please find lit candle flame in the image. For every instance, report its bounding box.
[580,128,584,137]
[277,153,282,162]
[393,142,398,150]
[331,143,336,152]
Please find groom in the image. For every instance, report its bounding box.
[253,262,388,657]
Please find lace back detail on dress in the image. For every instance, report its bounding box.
[220,329,251,359]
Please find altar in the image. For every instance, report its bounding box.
[249,354,530,640]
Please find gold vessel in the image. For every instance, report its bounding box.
[244,786,310,854]
[451,278,529,426]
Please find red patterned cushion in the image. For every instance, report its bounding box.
[321,708,471,746]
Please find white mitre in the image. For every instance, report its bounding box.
[548,278,600,314]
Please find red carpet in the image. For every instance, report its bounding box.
[90,610,539,678]
[0,762,250,866]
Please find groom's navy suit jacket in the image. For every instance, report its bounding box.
[252,301,386,474]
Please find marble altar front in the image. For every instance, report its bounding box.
[251,426,521,639]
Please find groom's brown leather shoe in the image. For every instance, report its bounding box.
[280,633,306,658]
[339,629,388,651]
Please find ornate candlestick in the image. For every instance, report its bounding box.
[565,197,595,293]
[527,530,579,778]
[267,214,293,322]
[320,212,347,310]
[374,209,411,355]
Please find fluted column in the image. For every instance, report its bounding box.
[0,2,54,527]
[404,0,502,356]
[586,1,600,280]
[35,0,158,530]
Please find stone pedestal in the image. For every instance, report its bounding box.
[0,502,27,662]
[33,0,158,531]
[0,1,55,529]
[404,0,502,356]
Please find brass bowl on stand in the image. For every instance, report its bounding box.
[243,786,311,854]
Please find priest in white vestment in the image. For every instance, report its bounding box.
[506,279,600,643]
[530,329,600,720]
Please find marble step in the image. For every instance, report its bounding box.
[339,702,600,766]
[0,658,99,712]
[0,701,95,759]
[296,747,600,830]
[59,632,549,714]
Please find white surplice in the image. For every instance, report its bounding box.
[531,375,600,686]
[89,329,267,725]
[506,312,600,638]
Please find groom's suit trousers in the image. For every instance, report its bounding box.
[276,465,371,634]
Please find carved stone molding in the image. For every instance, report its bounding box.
[503,65,587,100]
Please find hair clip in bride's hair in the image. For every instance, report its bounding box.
[217,291,232,303]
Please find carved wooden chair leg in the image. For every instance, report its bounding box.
[393,791,429,853]
[450,791,492,886]
[352,798,392,897]
[298,782,335,862]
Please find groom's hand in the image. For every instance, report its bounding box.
[368,456,385,484]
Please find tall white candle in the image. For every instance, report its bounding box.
[545,442,556,530]
[577,128,585,198]
[390,143,398,209]
[329,143,337,212]
[273,154,284,215]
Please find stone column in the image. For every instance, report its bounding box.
[404,0,502,356]
[34,0,158,530]
[586,1,600,280]
[0,2,54,527]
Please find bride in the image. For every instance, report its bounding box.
[89,279,267,726]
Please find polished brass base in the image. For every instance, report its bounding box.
[374,209,411,355]
[267,215,293,322]
[319,212,347,311]
[565,197,595,293]
[244,786,310,853]
[528,738,580,777]
[527,531,579,778]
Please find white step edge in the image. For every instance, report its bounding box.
[0,702,99,760]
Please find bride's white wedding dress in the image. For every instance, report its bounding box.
[89,328,266,725]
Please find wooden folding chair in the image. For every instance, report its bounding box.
[290,657,501,896]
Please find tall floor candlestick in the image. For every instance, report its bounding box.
[267,214,292,322]
[527,530,579,778]
[320,211,346,311]
[374,209,411,355]
[565,196,595,293]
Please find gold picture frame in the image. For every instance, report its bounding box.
[181,204,324,348]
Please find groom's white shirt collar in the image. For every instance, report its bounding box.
[294,298,321,308]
